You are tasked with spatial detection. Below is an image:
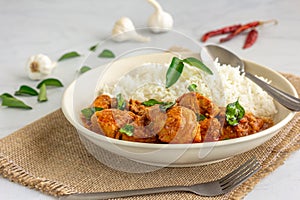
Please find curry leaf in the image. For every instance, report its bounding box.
[166,57,184,88]
[159,102,175,112]
[81,107,103,120]
[166,57,213,88]
[0,93,32,109]
[98,49,115,58]
[37,78,63,89]
[225,99,245,126]
[120,124,134,137]
[79,66,91,74]
[188,84,197,92]
[38,83,47,102]
[142,99,164,106]
[1,93,14,98]
[116,93,126,110]
[89,44,98,52]
[58,51,81,62]
[15,85,38,96]
[182,57,213,75]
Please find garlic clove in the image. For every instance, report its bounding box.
[147,0,174,33]
[111,17,150,42]
[25,54,56,80]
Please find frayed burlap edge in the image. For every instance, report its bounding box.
[0,154,77,197]
[229,113,300,199]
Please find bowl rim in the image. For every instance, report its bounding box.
[61,54,297,150]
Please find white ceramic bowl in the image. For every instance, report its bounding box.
[62,52,297,169]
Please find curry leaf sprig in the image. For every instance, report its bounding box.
[166,57,213,88]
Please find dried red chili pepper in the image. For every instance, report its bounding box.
[219,19,277,43]
[243,29,258,49]
[201,24,242,42]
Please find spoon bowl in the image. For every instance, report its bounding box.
[201,44,300,111]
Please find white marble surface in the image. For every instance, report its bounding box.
[1,0,300,199]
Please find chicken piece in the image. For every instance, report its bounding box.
[222,112,273,139]
[144,104,167,134]
[90,109,136,139]
[158,106,199,144]
[193,124,202,143]
[176,92,219,118]
[121,122,158,143]
[200,117,222,142]
[92,94,115,109]
[129,99,147,116]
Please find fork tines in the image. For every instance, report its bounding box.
[219,158,261,192]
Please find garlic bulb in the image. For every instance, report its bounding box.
[147,0,174,33]
[25,54,56,80]
[112,17,150,42]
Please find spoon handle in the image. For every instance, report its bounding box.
[245,72,300,111]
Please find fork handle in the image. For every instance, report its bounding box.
[60,186,189,200]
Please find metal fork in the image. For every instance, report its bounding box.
[60,158,261,200]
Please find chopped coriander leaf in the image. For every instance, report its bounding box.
[81,107,103,120]
[0,93,32,109]
[98,49,115,58]
[120,124,134,137]
[37,83,47,102]
[37,78,63,89]
[188,84,197,92]
[116,93,126,110]
[79,66,91,74]
[225,99,245,126]
[58,51,81,62]
[142,99,164,106]
[15,85,38,96]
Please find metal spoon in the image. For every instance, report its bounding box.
[201,44,300,111]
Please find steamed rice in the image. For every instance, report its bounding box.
[101,60,277,117]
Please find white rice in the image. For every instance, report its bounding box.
[100,60,277,117]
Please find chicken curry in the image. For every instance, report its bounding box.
[81,92,273,144]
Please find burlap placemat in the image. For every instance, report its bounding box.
[0,73,299,200]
